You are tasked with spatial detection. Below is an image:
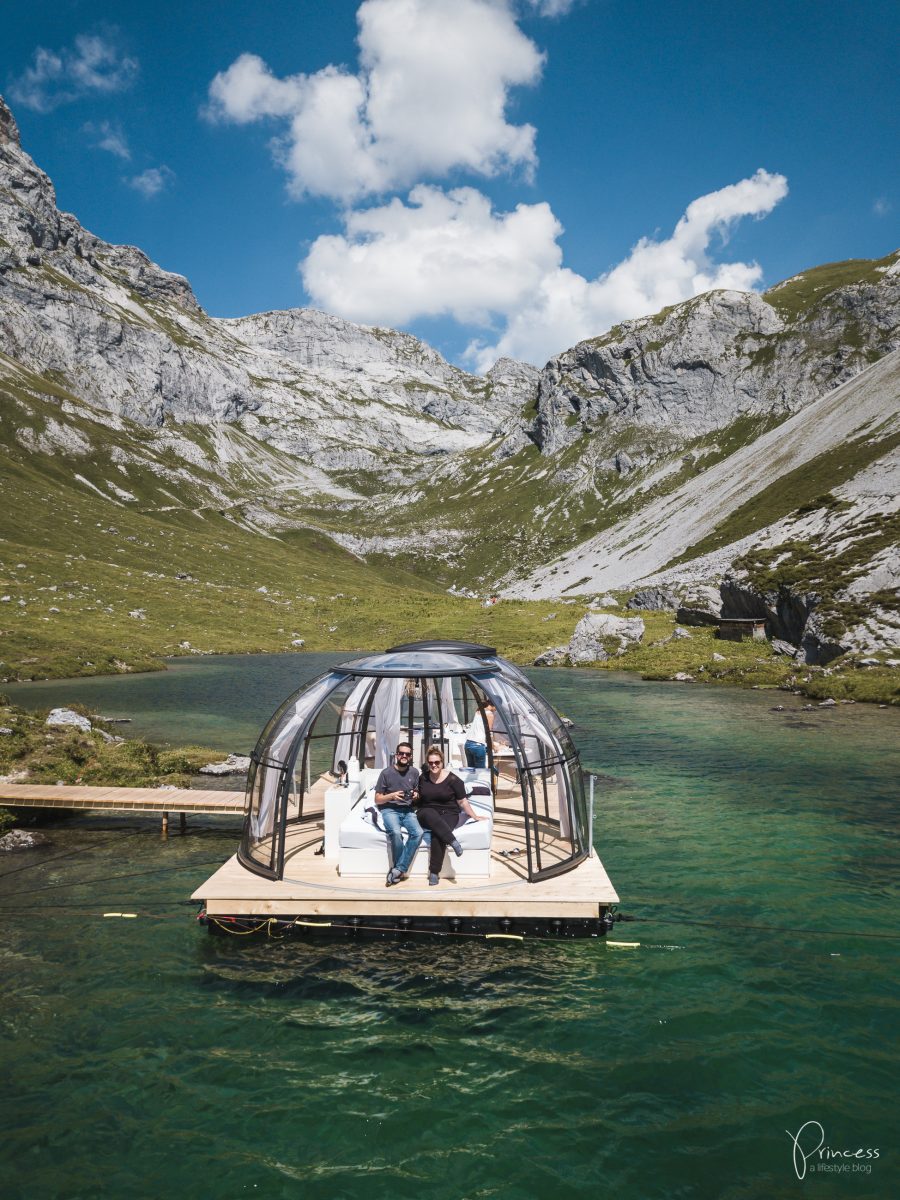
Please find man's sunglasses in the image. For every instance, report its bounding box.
[396,751,411,758]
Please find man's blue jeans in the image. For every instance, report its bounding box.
[380,805,424,874]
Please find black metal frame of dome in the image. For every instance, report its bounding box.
[238,642,591,885]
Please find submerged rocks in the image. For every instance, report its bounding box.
[0,829,50,852]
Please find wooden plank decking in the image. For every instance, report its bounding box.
[194,850,618,920]
[193,797,619,920]
[0,783,244,815]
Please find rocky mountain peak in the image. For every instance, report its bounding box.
[0,94,20,147]
[530,261,900,454]
[0,94,201,315]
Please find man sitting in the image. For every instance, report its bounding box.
[374,741,424,886]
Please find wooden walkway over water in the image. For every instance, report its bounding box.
[0,783,244,831]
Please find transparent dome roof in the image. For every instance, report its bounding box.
[336,650,493,677]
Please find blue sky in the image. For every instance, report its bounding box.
[3,0,898,368]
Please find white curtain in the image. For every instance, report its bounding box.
[252,673,342,840]
[333,677,374,771]
[373,676,406,768]
[439,676,459,726]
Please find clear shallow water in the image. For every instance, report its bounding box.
[2,658,897,1198]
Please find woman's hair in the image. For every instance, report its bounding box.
[424,744,445,768]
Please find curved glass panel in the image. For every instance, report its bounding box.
[335,651,492,677]
[481,674,588,880]
[239,670,345,877]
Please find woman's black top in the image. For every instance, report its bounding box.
[417,771,466,808]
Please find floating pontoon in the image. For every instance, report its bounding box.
[193,641,618,939]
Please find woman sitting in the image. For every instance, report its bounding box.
[416,744,488,886]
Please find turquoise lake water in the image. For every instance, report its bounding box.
[1,656,897,1198]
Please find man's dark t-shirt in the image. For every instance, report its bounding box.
[375,764,420,807]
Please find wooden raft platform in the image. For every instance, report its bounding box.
[193,788,619,921]
[0,783,244,816]
[194,849,618,921]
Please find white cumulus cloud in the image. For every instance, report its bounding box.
[523,0,580,16]
[301,169,789,369]
[84,119,130,160]
[8,32,138,113]
[204,0,544,200]
[125,165,174,199]
[303,185,563,325]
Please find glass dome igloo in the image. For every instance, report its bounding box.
[239,641,592,883]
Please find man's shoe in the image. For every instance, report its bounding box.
[386,868,403,886]
[428,872,440,886]
[450,838,463,857]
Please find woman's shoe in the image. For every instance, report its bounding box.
[428,872,439,886]
[450,838,463,857]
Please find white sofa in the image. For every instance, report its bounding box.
[338,767,494,878]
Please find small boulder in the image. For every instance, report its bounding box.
[626,587,678,612]
[568,612,644,663]
[771,638,798,657]
[199,754,252,776]
[291,638,305,647]
[533,646,569,666]
[45,707,91,732]
[712,652,726,662]
[671,672,695,682]
[676,607,721,627]
[818,698,837,707]
[676,584,723,626]
[672,626,692,640]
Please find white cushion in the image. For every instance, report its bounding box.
[339,798,493,851]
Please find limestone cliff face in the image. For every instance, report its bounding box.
[0,94,529,473]
[531,268,900,454]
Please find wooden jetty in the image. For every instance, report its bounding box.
[0,783,244,832]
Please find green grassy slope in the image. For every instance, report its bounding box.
[0,382,579,681]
